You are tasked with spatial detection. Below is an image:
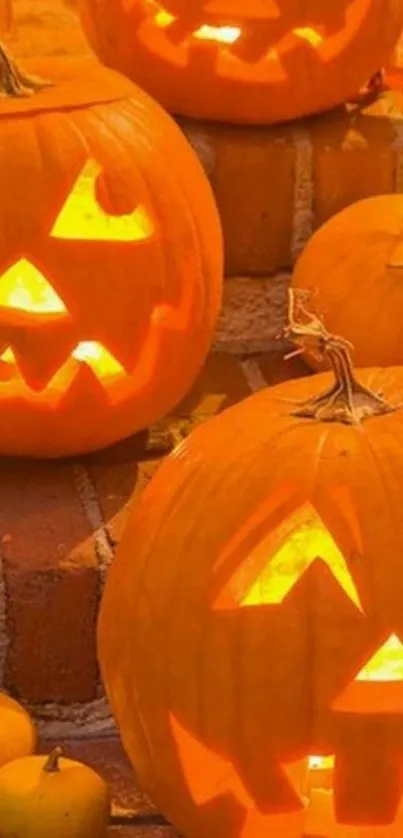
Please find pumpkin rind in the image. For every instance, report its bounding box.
[0,58,222,457]
[291,194,403,371]
[79,0,403,124]
[98,365,403,836]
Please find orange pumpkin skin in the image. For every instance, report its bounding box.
[291,195,403,371]
[0,58,222,457]
[78,0,403,125]
[98,366,403,838]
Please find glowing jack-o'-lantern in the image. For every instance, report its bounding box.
[0,54,222,457]
[78,0,403,125]
[99,294,403,838]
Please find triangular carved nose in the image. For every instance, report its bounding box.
[0,259,67,315]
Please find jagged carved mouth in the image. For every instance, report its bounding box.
[0,342,125,392]
[0,258,126,395]
[141,0,367,64]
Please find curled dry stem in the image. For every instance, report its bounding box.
[0,41,53,97]
[284,289,396,425]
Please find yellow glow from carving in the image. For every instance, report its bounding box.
[0,347,16,364]
[355,635,403,682]
[71,341,124,378]
[193,24,241,44]
[0,259,67,314]
[293,27,323,47]
[154,8,174,26]
[308,756,335,772]
[51,160,154,242]
[238,505,362,611]
[151,5,323,51]
[0,342,123,383]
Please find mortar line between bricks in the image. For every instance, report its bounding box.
[291,126,314,263]
[240,358,268,392]
[0,550,9,684]
[72,464,115,580]
[381,96,403,192]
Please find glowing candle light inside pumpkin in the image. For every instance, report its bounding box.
[293,28,324,47]
[0,259,67,314]
[71,341,124,378]
[193,24,241,44]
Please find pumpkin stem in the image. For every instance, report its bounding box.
[285,290,397,424]
[0,41,53,97]
[43,746,64,773]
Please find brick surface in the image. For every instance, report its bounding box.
[107,829,177,838]
[258,351,312,387]
[0,460,99,704]
[0,353,256,725]
[181,89,403,277]
[310,96,397,233]
[83,352,252,547]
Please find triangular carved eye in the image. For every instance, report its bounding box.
[214,503,363,612]
[332,635,403,716]
[0,259,67,315]
[51,159,154,243]
[355,635,403,683]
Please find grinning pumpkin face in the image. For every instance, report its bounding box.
[99,358,403,838]
[79,0,403,124]
[0,58,222,457]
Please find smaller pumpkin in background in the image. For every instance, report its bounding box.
[0,692,36,768]
[0,746,110,838]
[291,194,403,370]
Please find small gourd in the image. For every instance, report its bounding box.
[0,692,36,768]
[0,746,110,838]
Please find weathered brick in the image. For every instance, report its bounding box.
[0,460,98,704]
[258,351,312,388]
[180,118,296,277]
[85,353,251,546]
[107,829,177,838]
[181,90,403,277]
[311,96,398,232]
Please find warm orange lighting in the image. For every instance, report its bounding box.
[0,259,67,315]
[154,8,175,27]
[0,340,124,387]
[71,341,124,379]
[51,159,154,242]
[308,756,335,772]
[292,28,323,47]
[355,635,403,682]
[193,24,241,45]
[170,715,346,836]
[215,503,362,612]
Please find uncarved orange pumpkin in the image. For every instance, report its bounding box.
[291,194,403,371]
[79,0,403,125]
[98,307,403,838]
[0,55,222,457]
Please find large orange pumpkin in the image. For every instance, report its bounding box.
[291,194,403,371]
[99,296,403,838]
[0,52,222,457]
[78,0,403,125]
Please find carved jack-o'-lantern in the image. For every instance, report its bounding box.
[0,54,222,457]
[99,296,403,838]
[79,0,403,125]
